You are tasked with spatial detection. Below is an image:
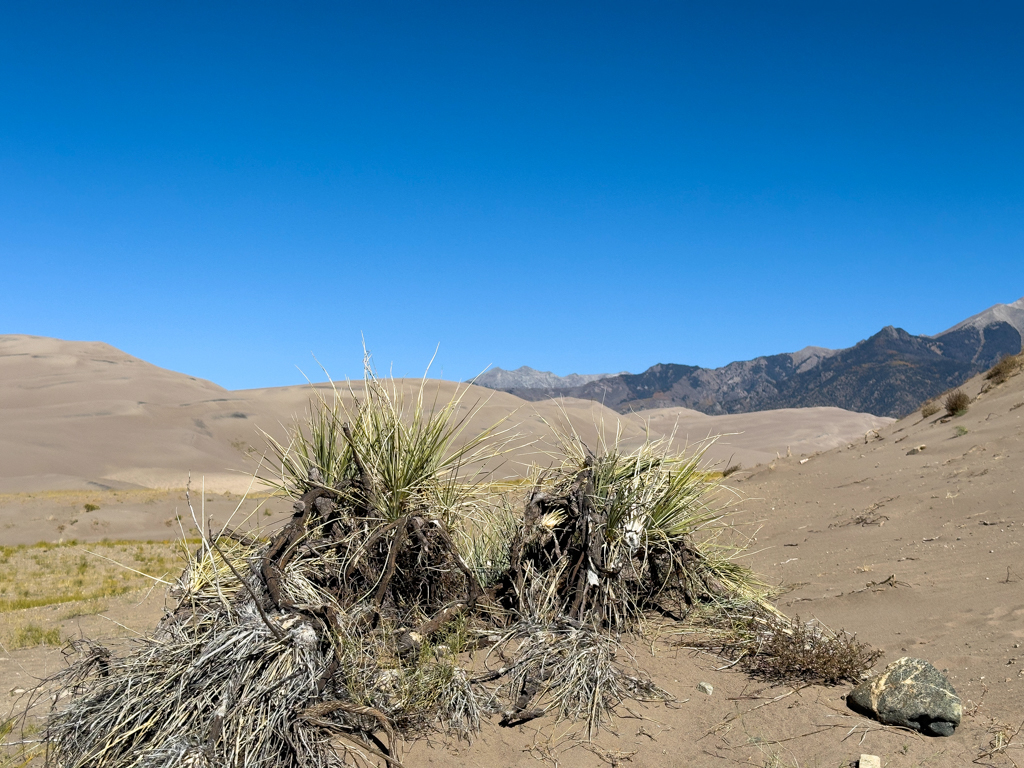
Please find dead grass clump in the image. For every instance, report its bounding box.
[481,614,669,737]
[722,463,742,478]
[944,389,970,416]
[921,402,940,419]
[25,360,855,768]
[985,353,1024,385]
[740,615,881,685]
[680,611,881,686]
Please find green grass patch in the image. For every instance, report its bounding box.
[8,623,63,649]
[0,539,195,613]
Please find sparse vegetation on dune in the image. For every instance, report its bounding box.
[944,388,970,416]
[678,611,881,686]
[0,540,183,615]
[920,401,940,418]
[22,363,881,768]
[985,352,1024,385]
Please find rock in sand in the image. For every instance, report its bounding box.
[847,657,961,736]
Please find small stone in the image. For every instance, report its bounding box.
[907,445,927,456]
[859,756,881,768]
[848,657,961,736]
[697,681,713,696]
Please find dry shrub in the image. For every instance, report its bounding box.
[944,389,970,416]
[741,615,882,685]
[921,402,940,419]
[677,609,881,686]
[986,353,1023,385]
[722,463,742,478]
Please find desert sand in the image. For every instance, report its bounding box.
[0,335,889,545]
[3,336,1020,767]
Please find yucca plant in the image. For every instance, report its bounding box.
[263,357,513,524]
[453,494,520,589]
[505,428,772,629]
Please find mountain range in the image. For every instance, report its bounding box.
[476,297,1024,418]
[473,366,626,390]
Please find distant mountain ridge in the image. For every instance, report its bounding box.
[473,366,624,390]
[934,296,1024,339]
[478,298,1024,418]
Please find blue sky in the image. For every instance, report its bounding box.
[1,2,1022,389]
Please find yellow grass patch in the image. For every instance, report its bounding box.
[0,488,278,506]
[0,539,189,613]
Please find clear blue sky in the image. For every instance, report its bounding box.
[2,2,1022,389]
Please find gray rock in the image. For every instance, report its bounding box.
[848,657,961,736]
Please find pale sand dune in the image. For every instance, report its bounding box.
[631,405,895,467]
[3,336,1021,767]
[0,335,891,496]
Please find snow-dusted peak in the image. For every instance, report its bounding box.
[471,365,624,390]
[936,296,1024,338]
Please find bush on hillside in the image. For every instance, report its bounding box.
[985,353,1023,385]
[944,389,970,416]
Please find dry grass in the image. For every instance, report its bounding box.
[986,353,1024,385]
[0,489,167,507]
[944,389,970,416]
[7,622,63,649]
[921,402,940,419]
[677,609,881,686]
[0,540,184,613]
[0,540,190,653]
[481,615,670,738]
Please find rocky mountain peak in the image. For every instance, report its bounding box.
[935,296,1024,339]
[472,366,624,390]
[476,298,1024,418]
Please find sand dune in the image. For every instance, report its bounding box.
[629,404,893,467]
[2,336,1021,766]
[0,335,891,495]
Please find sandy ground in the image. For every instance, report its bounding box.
[6,336,1021,767]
